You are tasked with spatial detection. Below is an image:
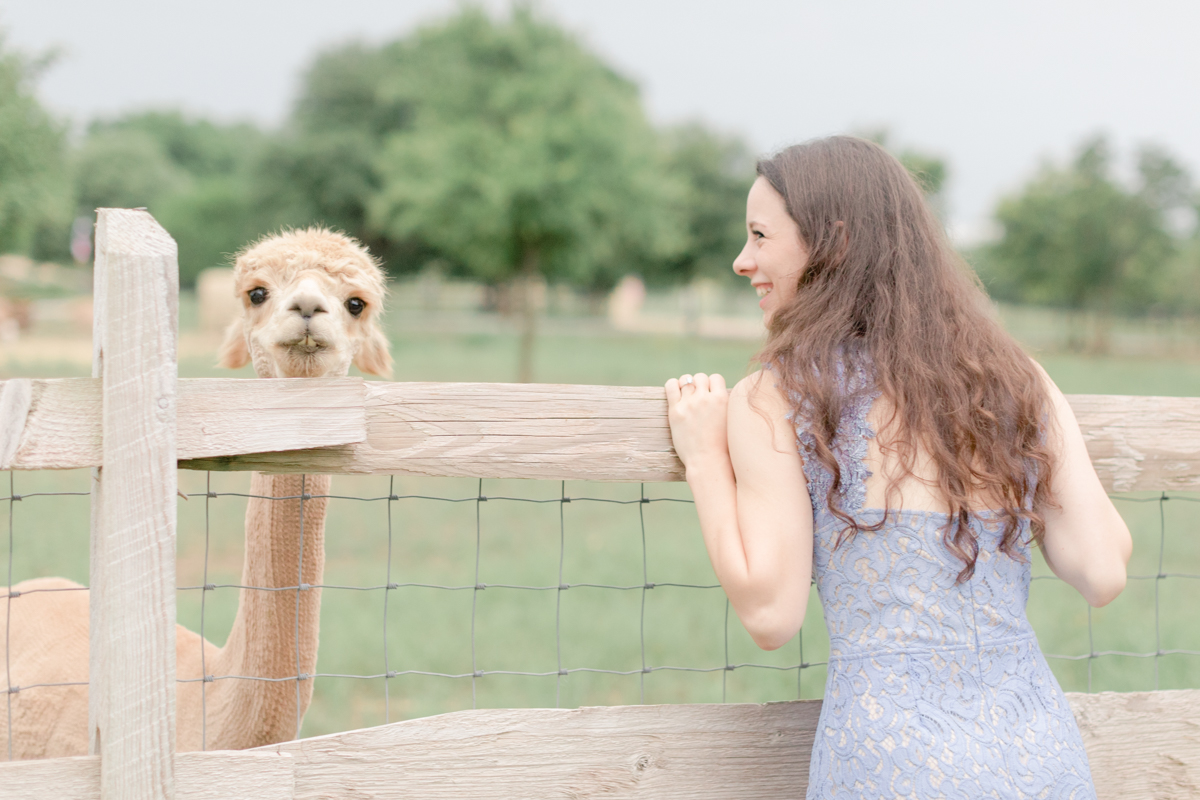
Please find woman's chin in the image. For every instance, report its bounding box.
[759,296,775,324]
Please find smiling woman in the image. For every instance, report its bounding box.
[666,135,1131,799]
[731,176,808,322]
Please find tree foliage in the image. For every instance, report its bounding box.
[860,129,949,216]
[74,111,270,284]
[982,137,1189,316]
[257,45,402,257]
[652,123,756,285]
[0,35,72,259]
[73,128,191,212]
[327,7,689,380]
[366,7,684,292]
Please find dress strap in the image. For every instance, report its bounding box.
[790,359,880,516]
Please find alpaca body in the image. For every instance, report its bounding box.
[0,473,329,757]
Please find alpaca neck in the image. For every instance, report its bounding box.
[209,472,329,748]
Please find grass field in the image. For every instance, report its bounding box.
[3,299,1199,738]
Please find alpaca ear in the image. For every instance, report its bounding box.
[218,319,250,369]
[354,324,393,379]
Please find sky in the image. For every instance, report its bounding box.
[3,0,1198,242]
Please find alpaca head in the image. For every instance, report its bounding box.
[218,228,392,379]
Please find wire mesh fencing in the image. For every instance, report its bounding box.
[2,470,91,761]
[1031,493,1200,692]
[172,472,1200,743]
[4,468,1200,755]
[173,472,817,744]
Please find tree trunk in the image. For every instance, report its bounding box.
[516,248,540,384]
[1087,310,1113,356]
[1088,285,1116,356]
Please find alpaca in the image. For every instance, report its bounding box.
[0,228,392,758]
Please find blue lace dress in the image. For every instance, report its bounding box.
[795,368,1097,799]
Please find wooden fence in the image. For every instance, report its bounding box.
[0,209,1198,799]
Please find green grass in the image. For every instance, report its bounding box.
[4,306,1199,739]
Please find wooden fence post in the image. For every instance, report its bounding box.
[88,209,179,800]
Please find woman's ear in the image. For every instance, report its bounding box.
[832,220,850,262]
[354,323,393,379]
[218,319,250,369]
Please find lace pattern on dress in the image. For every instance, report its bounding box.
[790,358,881,517]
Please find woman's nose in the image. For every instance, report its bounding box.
[732,242,754,276]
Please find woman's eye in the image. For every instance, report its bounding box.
[752,230,764,239]
[248,287,268,305]
[346,297,366,317]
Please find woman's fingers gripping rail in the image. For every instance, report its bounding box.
[664,372,730,470]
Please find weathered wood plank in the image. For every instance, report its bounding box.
[6,378,98,470]
[234,690,1189,799]
[1071,689,1200,800]
[258,702,822,800]
[176,378,364,462]
[1069,394,1200,492]
[0,751,294,800]
[0,378,31,470]
[88,208,178,800]
[182,386,1200,490]
[1,377,366,470]
[7,371,1200,490]
[181,382,682,481]
[2,692,1193,799]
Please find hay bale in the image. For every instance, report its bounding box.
[197,268,239,332]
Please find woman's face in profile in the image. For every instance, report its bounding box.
[732,176,809,323]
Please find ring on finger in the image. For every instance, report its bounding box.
[680,375,694,387]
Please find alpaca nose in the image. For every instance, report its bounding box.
[289,292,328,320]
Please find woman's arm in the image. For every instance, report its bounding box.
[1036,363,1133,607]
[665,370,813,650]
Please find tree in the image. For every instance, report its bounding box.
[650,123,756,286]
[1130,145,1200,316]
[251,129,387,260]
[75,112,271,284]
[0,35,72,259]
[88,111,265,179]
[292,42,413,141]
[254,45,397,259]
[73,128,191,212]
[367,7,684,381]
[860,129,949,216]
[982,137,1181,350]
[269,40,453,272]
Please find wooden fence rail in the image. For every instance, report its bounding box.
[4,375,1200,492]
[4,693,1199,799]
[1,209,1198,799]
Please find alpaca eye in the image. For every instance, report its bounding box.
[248,287,268,306]
[346,298,366,317]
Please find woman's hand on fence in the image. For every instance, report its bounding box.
[665,373,730,473]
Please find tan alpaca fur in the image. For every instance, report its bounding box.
[0,228,391,758]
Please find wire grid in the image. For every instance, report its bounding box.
[2,472,91,761]
[4,472,1200,757]
[175,476,815,749]
[1037,493,1200,690]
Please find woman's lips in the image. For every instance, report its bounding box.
[756,284,772,309]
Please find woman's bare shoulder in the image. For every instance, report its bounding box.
[732,369,790,407]
[730,370,797,454]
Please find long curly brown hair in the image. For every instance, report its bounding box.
[755,136,1055,582]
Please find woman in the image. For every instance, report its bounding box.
[665,136,1131,799]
